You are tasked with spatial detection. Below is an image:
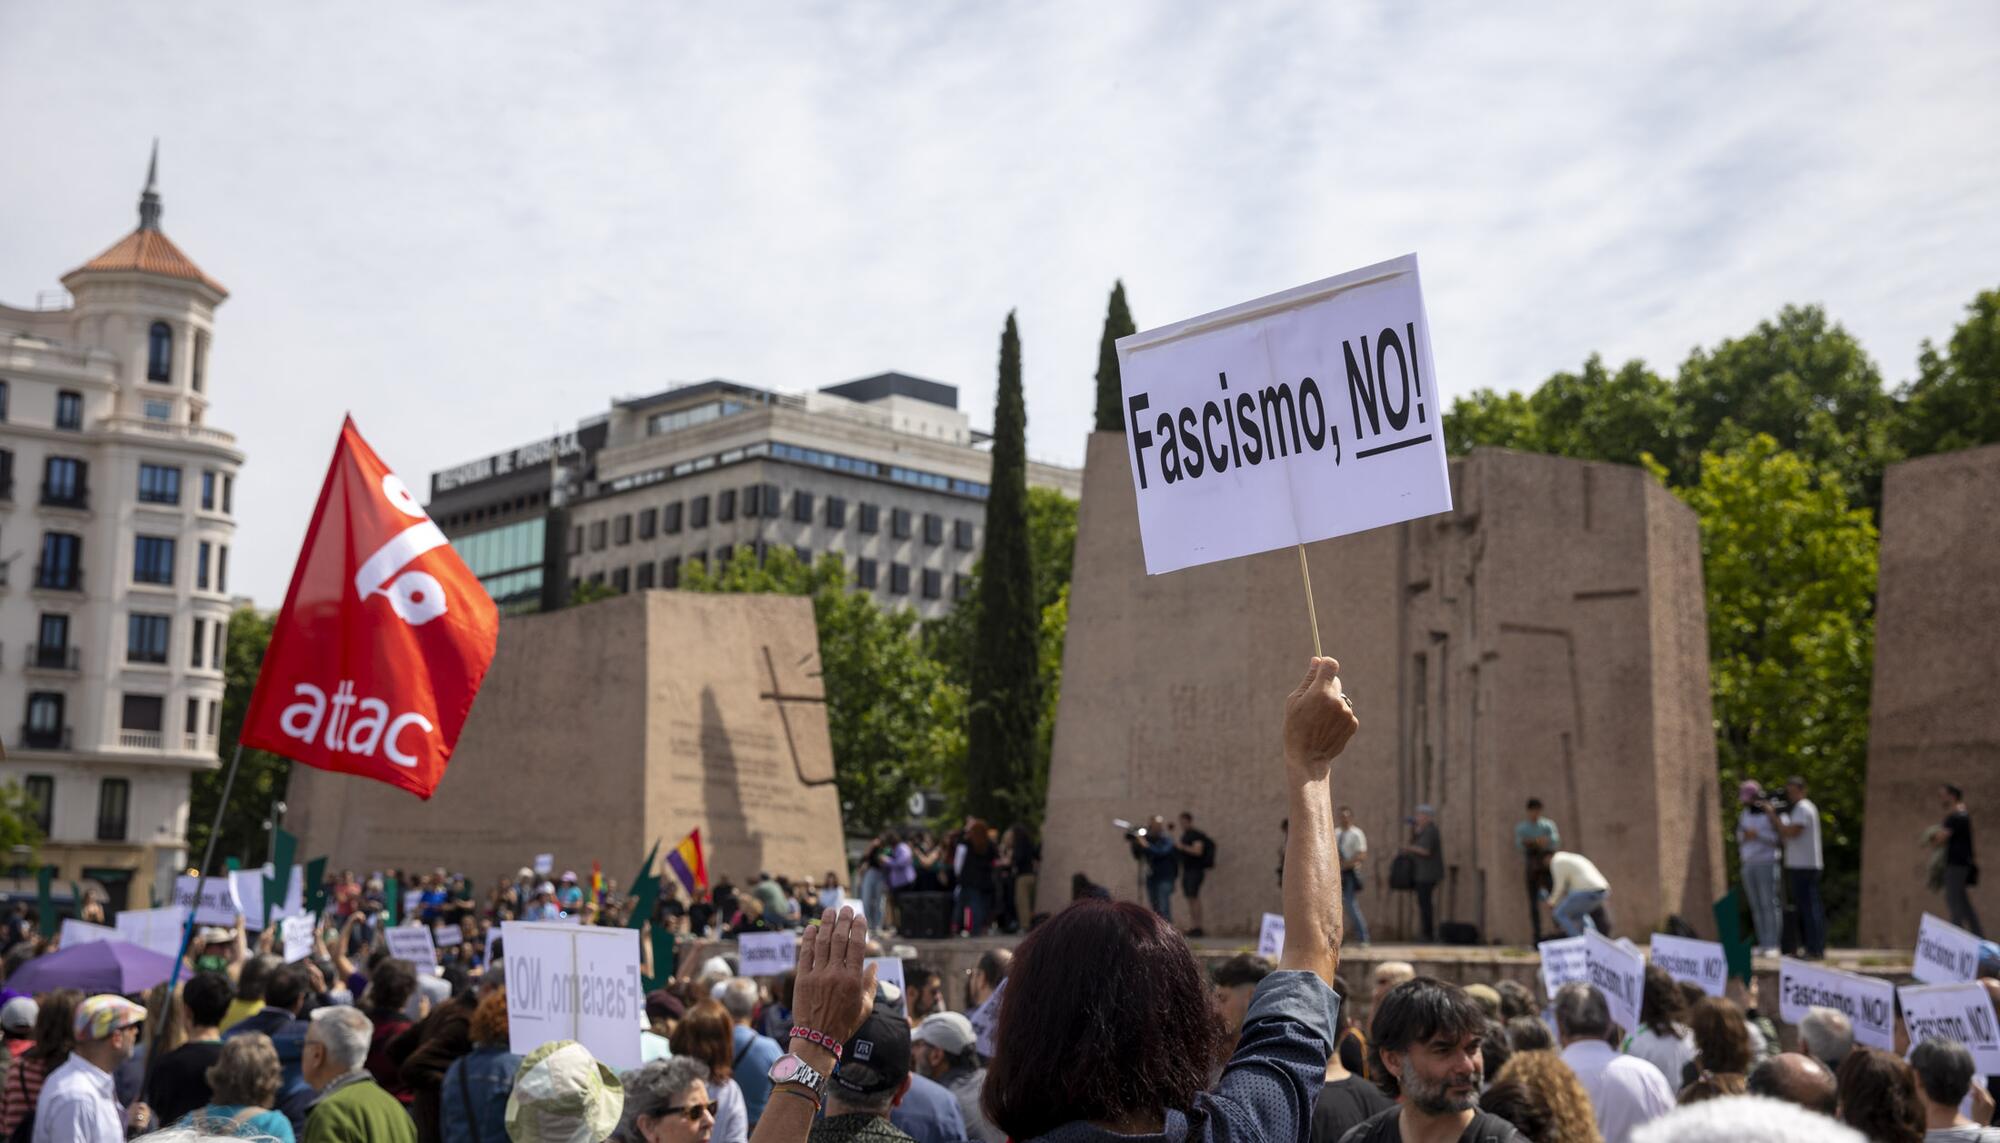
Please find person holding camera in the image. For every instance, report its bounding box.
[1737,780,1784,956]
[1129,817,1180,922]
[1171,812,1215,938]
[1768,775,1825,958]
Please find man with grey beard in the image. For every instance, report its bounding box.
[1341,977,1522,1142]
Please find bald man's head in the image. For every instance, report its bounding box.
[1748,1052,1838,1116]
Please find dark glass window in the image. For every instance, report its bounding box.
[186,697,200,739]
[889,563,910,595]
[197,541,212,590]
[138,464,181,505]
[921,568,942,599]
[636,562,656,590]
[0,449,12,500]
[761,484,781,518]
[923,513,944,545]
[589,521,607,550]
[611,566,630,593]
[97,779,129,842]
[825,497,847,529]
[133,536,176,585]
[216,545,229,592]
[221,475,233,514]
[37,533,82,590]
[638,509,658,540]
[717,489,737,523]
[662,557,681,588]
[955,519,976,550]
[614,515,632,545]
[120,694,163,731]
[25,693,65,749]
[856,558,879,589]
[744,485,763,518]
[147,322,173,382]
[690,496,710,529]
[569,525,583,555]
[0,380,7,421]
[42,457,87,507]
[36,615,70,667]
[22,775,51,833]
[193,333,208,392]
[891,509,912,539]
[202,471,217,510]
[858,504,880,534]
[953,573,973,602]
[127,613,170,663]
[663,502,684,534]
[56,390,82,430]
[191,618,206,668]
[793,492,815,523]
[794,545,812,564]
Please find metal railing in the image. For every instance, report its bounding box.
[38,483,89,510]
[25,644,77,671]
[34,566,82,591]
[20,724,71,750]
[117,730,163,750]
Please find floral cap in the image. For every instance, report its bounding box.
[74,995,145,1040]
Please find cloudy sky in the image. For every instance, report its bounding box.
[3,3,1995,606]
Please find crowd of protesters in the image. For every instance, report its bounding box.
[0,656,1989,1142]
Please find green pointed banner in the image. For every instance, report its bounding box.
[646,928,677,993]
[627,840,661,932]
[385,876,400,925]
[1712,889,1754,983]
[35,868,56,938]
[263,829,298,929]
[225,857,242,873]
[303,857,329,915]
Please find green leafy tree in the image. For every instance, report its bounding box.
[1673,304,1898,505]
[190,607,294,870]
[568,580,619,607]
[966,313,1041,823]
[1529,355,1683,466]
[1671,435,1877,942]
[0,783,43,861]
[1094,281,1136,432]
[1895,287,2000,457]
[1444,388,1540,455]
[680,548,963,836]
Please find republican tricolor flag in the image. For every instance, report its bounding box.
[665,829,708,895]
[241,418,499,799]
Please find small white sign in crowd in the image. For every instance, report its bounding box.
[1913,912,1983,985]
[1257,913,1285,960]
[1779,957,1897,1050]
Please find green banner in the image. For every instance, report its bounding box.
[303,857,329,915]
[263,828,298,929]
[35,868,55,938]
[1712,889,1754,982]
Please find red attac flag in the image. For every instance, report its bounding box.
[241,418,498,799]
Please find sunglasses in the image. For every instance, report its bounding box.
[659,1101,719,1123]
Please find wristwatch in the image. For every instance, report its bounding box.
[768,1053,828,1095]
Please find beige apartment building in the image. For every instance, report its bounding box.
[0,152,241,909]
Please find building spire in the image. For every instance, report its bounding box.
[138,138,162,231]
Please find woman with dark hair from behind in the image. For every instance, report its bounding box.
[1312,975,1393,1142]
[0,987,81,1136]
[1835,1047,1925,1143]
[1677,995,1752,1089]
[1622,964,1695,1089]
[982,655,1357,1141]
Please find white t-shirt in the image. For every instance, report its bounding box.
[1783,799,1823,869]
[1337,826,1367,865]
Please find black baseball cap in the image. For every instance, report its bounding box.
[831,1004,911,1096]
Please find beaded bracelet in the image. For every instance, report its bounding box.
[789,1024,845,1059]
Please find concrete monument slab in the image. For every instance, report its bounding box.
[1041,436,1723,943]
[287,591,846,891]
[1859,443,2000,947]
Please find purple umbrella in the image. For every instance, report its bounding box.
[6,939,177,997]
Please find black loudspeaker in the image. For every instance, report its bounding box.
[1441,922,1480,945]
[897,892,953,939]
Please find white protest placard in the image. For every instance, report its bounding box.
[534,854,555,876]
[969,978,1006,1058]
[1538,936,1588,1000]
[117,905,191,959]
[60,919,118,947]
[1913,913,1982,985]
[172,875,243,927]
[281,914,317,964]
[485,927,503,969]
[434,924,466,948]
[864,957,905,1008]
[738,931,797,977]
[1649,933,1729,998]
[1257,913,1285,960]
[1585,930,1645,1033]
[385,924,439,969]
[1900,981,2000,1074]
[1116,254,1451,575]
[1779,957,1896,1050]
[504,921,643,1072]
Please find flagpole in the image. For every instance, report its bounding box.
[140,740,245,1104]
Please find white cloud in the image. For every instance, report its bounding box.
[1,2,1994,605]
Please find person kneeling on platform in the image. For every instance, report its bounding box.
[1543,851,1610,938]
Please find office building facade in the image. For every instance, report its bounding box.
[431,373,1080,621]
[0,153,241,908]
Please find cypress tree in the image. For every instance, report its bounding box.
[1093,280,1136,431]
[967,312,1040,822]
